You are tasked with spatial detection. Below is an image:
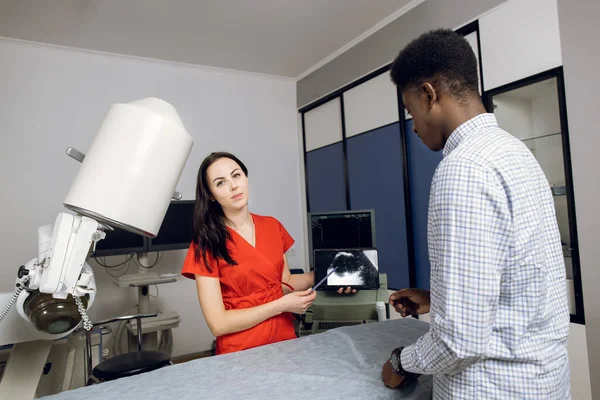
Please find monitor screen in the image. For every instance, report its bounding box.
[147,200,195,251]
[92,227,146,257]
[313,248,379,290]
[308,210,375,266]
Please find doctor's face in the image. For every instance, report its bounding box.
[205,157,250,211]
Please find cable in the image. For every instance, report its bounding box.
[103,256,134,278]
[149,285,159,299]
[92,254,135,277]
[105,305,138,357]
[159,327,173,356]
[74,296,93,331]
[0,285,24,324]
[297,308,314,339]
[93,254,134,268]
[135,252,162,269]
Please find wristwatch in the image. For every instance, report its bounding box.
[389,347,421,389]
[389,347,405,375]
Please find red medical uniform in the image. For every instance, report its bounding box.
[181,214,297,354]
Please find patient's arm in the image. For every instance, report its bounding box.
[195,274,315,337]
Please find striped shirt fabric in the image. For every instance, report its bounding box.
[401,113,571,399]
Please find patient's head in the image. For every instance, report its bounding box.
[390,28,482,152]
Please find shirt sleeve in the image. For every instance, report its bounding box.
[181,242,219,280]
[401,158,510,376]
[276,219,295,253]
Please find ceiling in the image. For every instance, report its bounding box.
[0,0,416,78]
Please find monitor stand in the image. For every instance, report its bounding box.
[111,252,180,351]
[300,273,391,336]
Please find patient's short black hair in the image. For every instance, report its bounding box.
[390,28,479,102]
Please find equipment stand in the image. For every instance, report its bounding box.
[0,340,51,399]
[112,252,179,352]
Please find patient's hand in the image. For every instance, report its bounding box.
[389,288,430,317]
[337,287,357,294]
[381,360,405,388]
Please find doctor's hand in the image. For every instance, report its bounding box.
[278,288,316,314]
[389,288,430,317]
[337,287,358,295]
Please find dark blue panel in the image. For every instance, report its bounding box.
[305,143,347,213]
[405,119,443,290]
[346,123,410,290]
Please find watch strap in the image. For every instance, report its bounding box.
[390,347,421,389]
[391,347,405,374]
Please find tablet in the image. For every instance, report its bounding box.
[313,248,380,291]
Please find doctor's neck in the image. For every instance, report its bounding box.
[223,206,253,230]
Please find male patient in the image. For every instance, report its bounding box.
[381,29,571,399]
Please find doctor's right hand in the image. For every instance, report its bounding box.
[278,288,317,314]
[389,288,430,318]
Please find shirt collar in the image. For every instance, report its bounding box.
[443,113,498,158]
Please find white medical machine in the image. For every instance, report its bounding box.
[0,97,193,399]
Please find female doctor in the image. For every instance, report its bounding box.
[182,152,354,355]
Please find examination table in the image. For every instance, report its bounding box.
[40,317,433,399]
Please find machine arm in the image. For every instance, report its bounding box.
[0,97,193,347]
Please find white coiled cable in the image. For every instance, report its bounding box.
[74,296,93,331]
[0,285,24,324]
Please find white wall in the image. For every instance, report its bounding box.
[342,72,399,138]
[0,39,303,357]
[479,0,562,90]
[303,97,343,151]
[557,2,600,398]
[532,94,561,138]
[493,97,534,140]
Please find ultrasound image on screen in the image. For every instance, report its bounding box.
[314,249,379,289]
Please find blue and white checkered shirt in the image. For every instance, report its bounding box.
[401,113,571,399]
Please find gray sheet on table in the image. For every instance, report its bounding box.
[40,318,432,400]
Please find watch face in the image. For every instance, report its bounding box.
[391,353,400,370]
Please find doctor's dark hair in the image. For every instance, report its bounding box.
[192,152,249,272]
[390,28,479,103]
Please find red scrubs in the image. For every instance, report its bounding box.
[181,214,297,354]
